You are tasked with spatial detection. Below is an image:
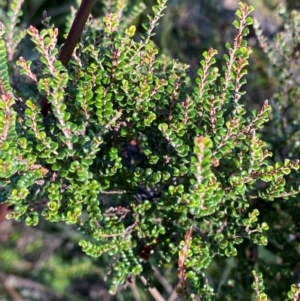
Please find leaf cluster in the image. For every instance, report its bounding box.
[0,0,300,299]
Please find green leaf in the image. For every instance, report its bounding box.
[232,20,240,29]
[126,25,136,37]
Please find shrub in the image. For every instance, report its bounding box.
[0,0,299,299]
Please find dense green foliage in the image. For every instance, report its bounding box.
[1,0,300,300]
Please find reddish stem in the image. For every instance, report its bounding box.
[41,0,97,116]
[59,0,97,66]
[0,203,8,225]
